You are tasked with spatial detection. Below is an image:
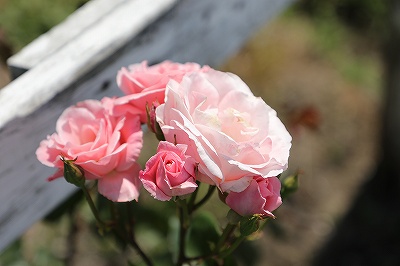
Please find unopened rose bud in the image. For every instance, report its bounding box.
[139,141,197,201]
[146,101,165,141]
[60,156,85,188]
[280,172,300,199]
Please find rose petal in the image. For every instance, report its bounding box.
[97,163,142,202]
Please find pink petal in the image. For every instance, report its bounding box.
[97,164,141,202]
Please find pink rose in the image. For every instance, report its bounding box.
[114,60,209,123]
[156,70,291,193]
[139,141,197,201]
[225,176,282,217]
[36,98,143,202]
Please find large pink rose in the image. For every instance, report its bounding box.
[36,98,143,202]
[114,60,209,123]
[139,141,197,201]
[156,70,291,193]
[225,176,282,217]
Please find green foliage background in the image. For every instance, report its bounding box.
[0,0,89,52]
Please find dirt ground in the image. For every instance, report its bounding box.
[0,13,381,266]
[221,15,381,265]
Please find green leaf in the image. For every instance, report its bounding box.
[239,215,261,237]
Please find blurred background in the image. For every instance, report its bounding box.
[0,0,396,265]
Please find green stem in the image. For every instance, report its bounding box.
[219,235,246,259]
[187,181,200,211]
[183,235,244,264]
[191,185,216,213]
[184,222,244,263]
[81,186,107,230]
[176,199,190,266]
[215,223,237,252]
[123,202,153,266]
[125,202,134,239]
[182,215,239,264]
[126,231,154,266]
[116,202,153,266]
[82,188,153,266]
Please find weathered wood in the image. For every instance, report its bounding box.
[7,0,128,79]
[0,0,293,252]
[0,0,178,128]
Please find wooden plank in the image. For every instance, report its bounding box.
[7,0,128,79]
[0,0,179,129]
[0,0,293,252]
[0,0,179,252]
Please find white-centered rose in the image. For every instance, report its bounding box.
[156,69,292,193]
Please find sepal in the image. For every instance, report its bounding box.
[60,156,85,188]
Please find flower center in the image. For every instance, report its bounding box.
[219,108,258,142]
[165,160,176,171]
[79,124,98,144]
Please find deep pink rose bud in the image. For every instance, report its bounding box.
[225,176,282,218]
[146,101,165,141]
[139,141,197,201]
[146,101,159,132]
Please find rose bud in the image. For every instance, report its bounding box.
[225,176,282,218]
[139,141,197,201]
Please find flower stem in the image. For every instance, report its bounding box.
[81,185,107,230]
[215,223,237,252]
[191,185,216,213]
[182,222,242,264]
[176,199,190,265]
[120,202,153,266]
[82,187,153,266]
[187,181,200,211]
[219,235,246,259]
[126,231,154,266]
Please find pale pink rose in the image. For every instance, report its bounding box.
[156,70,292,193]
[139,141,197,201]
[114,60,209,123]
[225,176,282,217]
[36,97,143,202]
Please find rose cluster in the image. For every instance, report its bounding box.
[36,61,291,217]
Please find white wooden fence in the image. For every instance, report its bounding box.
[0,0,293,252]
